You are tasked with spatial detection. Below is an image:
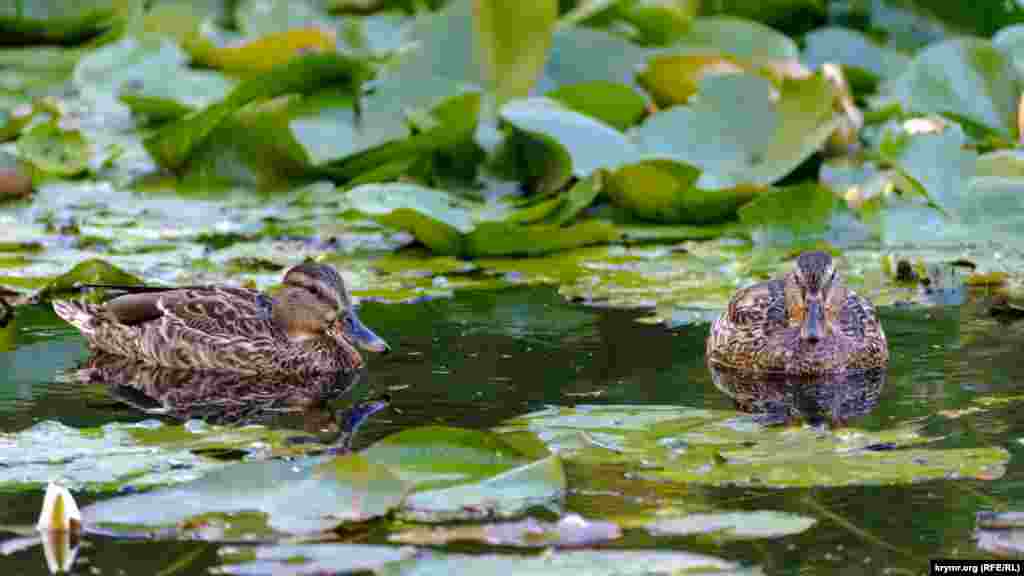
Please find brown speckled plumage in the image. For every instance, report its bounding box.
[53,263,389,375]
[707,252,888,375]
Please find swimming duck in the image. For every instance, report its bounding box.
[706,251,887,375]
[53,262,389,375]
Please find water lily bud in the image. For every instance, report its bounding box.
[36,482,81,533]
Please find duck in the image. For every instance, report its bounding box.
[706,251,887,375]
[53,262,390,375]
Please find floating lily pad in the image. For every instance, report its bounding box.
[82,453,408,538]
[389,514,621,547]
[546,82,648,131]
[802,27,910,89]
[362,426,565,521]
[473,0,557,105]
[35,259,141,300]
[217,546,753,576]
[500,98,643,178]
[499,405,1009,488]
[0,419,329,492]
[634,73,837,189]
[16,121,91,177]
[882,37,1021,139]
[643,511,817,539]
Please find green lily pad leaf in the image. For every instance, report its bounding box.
[401,454,565,522]
[346,183,474,255]
[802,27,910,88]
[500,98,643,178]
[0,419,334,492]
[16,121,91,177]
[0,1,115,45]
[644,511,816,539]
[36,258,141,301]
[500,405,1009,488]
[634,73,837,188]
[675,16,799,63]
[878,123,977,217]
[464,221,620,258]
[474,0,557,105]
[217,546,751,576]
[119,69,235,124]
[737,183,838,244]
[540,27,652,90]
[882,37,1021,139]
[975,149,1024,178]
[636,53,749,108]
[217,544,417,576]
[390,513,621,547]
[82,454,407,538]
[993,25,1024,84]
[546,81,648,131]
[963,176,1024,246]
[607,158,761,224]
[144,52,370,171]
[362,426,563,522]
[0,104,36,142]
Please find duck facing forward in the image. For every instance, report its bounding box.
[707,252,887,375]
[53,262,389,375]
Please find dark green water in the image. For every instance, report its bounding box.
[1,286,1022,574]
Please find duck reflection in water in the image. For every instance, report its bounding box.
[709,365,885,427]
[72,353,389,450]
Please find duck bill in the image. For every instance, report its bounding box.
[348,313,390,353]
[800,299,825,343]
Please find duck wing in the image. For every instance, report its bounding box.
[724,279,788,330]
[106,287,272,327]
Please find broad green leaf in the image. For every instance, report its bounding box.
[474,0,558,105]
[143,52,370,171]
[637,53,747,108]
[346,184,474,255]
[0,419,336,492]
[390,514,621,547]
[82,454,408,537]
[187,28,339,75]
[500,98,643,178]
[0,1,115,44]
[993,24,1024,80]
[35,258,140,301]
[539,27,652,90]
[643,511,816,539]
[546,81,648,131]
[737,183,838,244]
[464,220,621,257]
[883,37,1021,139]
[500,405,1009,488]
[362,426,564,522]
[878,123,977,218]
[217,546,752,576]
[16,121,91,177]
[674,16,799,63]
[634,73,837,188]
[607,158,761,224]
[802,27,910,88]
[963,176,1024,246]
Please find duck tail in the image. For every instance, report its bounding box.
[52,300,104,337]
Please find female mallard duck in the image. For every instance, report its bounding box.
[53,262,389,375]
[707,251,887,375]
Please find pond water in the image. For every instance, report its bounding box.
[0,285,1022,574]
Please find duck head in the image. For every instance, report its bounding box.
[784,252,845,344]
[274,263,390,353]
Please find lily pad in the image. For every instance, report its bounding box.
[500,98,643,178]
[546,82,648,132]
[634,73,838,189]
[473,0,557,105]
[643,511,817,539]
[882,37,1021,139]
[16,121,91,177]
[217,546,755,576]
[0,419,331,492]
[82,453,408,538]
[499,405,1009,488]
[35,259,141,300]
[362,426,565,522]
[607,158,761,224]
[802,27,910,88]
[389,514,622,547]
